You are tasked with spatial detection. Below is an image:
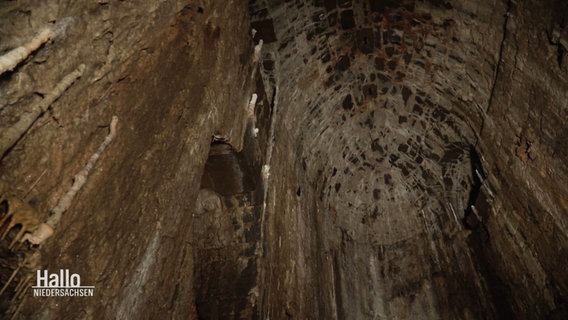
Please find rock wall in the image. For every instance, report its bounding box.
[477,0,568,317]
[0,0,256,319]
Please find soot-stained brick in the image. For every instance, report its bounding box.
[395,71,405,81]
[336,55,351,71]
[403,52,412,64]
[263,59,274,71]
[328,12,338,26]
[357,28,374,54]
[414,60,426,68]
[363,84,378,99]
[323,0,337,11]
[251,19,277,43]
[377,72,391,82]
[371,139,384,153]
[339,0,352,8]
[401,86,412,104]
[340,10,356,29]
[342,94,354,110]
[373,188,381,200]
[383,30,390,44]
[321,51,331,63]
[375,57,385,70]
[369,0,398,12]
[384,173,393,186]
[375,31,382,48]
[412,104,423,115]
[390,31,402,44]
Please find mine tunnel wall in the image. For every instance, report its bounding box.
[474,0,568,317]
[0,0,567,319]
[251,0,568,319]
[193,70,272,319]
[1,0,257,318]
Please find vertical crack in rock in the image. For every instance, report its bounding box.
[482,0,513,125]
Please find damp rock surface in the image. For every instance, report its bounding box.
[0,0,567,319]
[0,0,255,319]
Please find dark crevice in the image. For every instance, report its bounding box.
[193,136,262,318]
[463,145,485,230]
[462,145,515,318]
[466,231,515,319]
[332,251,345,320]
[201,142,255,196]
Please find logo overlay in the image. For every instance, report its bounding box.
[32,269,94,297]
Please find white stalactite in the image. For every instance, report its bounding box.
[20,223,54,245]
[0,17,74,76]
[46,116,118,228]
[253,39,263,63]
[0,28,54,75]
[249,93,258,115]
[0,64,85,157]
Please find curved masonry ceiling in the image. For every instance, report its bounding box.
[250,0,519,318]
[257,0,496,243]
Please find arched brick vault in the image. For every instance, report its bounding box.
[250,0,568,319]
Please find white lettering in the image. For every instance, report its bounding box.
[48,273,58,287]
[33,288,95,297]
[70,273,80,287]
[32,270,95,297]
[36,270,48,287]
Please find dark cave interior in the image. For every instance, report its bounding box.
[0,0,567,319]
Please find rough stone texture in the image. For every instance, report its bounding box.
[251,0,568,319]
[0,0,256,319]
[476,0,568,317]
[0,0,567,319]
